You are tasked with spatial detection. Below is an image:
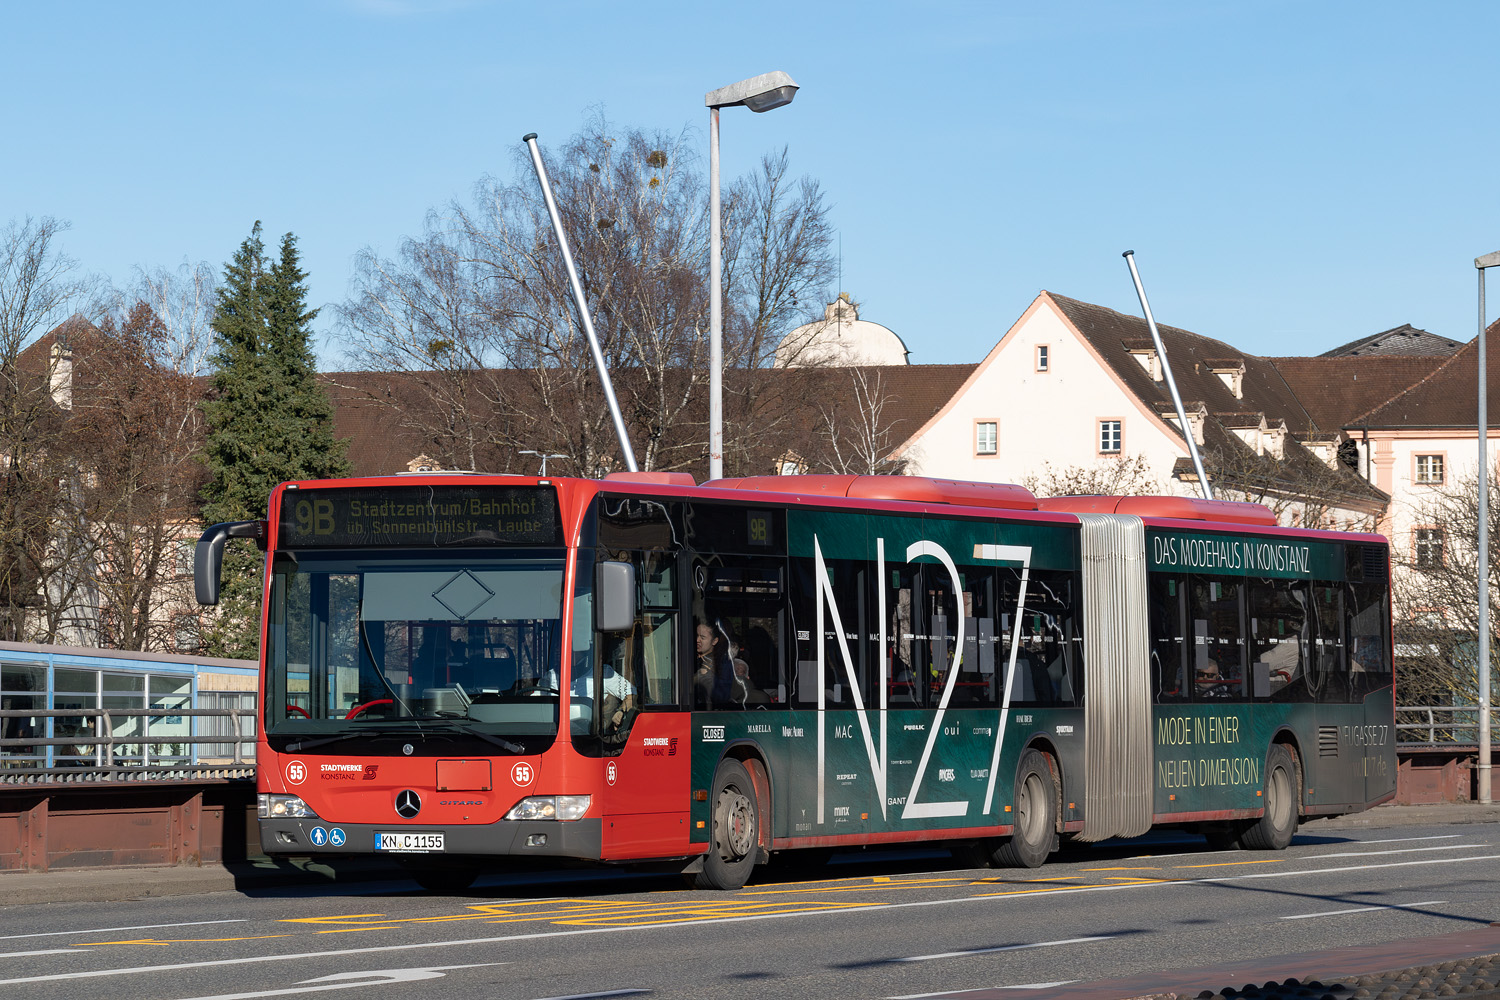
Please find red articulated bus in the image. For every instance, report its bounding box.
[195,472,1395,891]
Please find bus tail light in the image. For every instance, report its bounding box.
[259,793,318,819]
[506,795,590,821]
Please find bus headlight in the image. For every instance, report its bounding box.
[259,793,318,819]
[505,795,591,821]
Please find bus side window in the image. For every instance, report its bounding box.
[1150,575,1188,702]
[1249,577,1309,702]
[789,556,868,708]
[1189,576,1246,701]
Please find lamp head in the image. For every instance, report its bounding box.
[1478,251,1500,270]
[706,71,799,112]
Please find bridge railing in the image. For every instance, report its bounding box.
[0,708,256,782]
[1395,705,1500,746]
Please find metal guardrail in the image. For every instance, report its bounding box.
[1395,705,1500,745]
[0,708,256,783]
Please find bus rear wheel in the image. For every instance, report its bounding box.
[993,749,1057,868]
[1240,744,1298,851]
[692,758,760,890]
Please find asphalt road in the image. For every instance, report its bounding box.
[2,812,1498,1000]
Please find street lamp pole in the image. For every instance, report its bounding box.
[706,71,799,482]
[518,450,568,477]
[1477,250,1500,805]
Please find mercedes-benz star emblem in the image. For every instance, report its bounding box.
[394,790,422,819]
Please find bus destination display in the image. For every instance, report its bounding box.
[278,486,560,548]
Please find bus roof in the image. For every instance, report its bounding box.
[1035,494,1278,526]
[706,475,1040,511]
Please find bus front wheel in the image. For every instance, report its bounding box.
[692,758,760,890]
[994,749,1058,868]
[1240,744,1299,851]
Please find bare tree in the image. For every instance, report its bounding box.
[1206,438,1379,531]
[802,368,910,476]
[0,216,93,641]
[1390,463,1499,708]
[1020,454,1161,498]
[67,301,210,651]
[337,117,835,479]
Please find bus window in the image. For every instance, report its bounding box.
[1149,575,1189,702]
[788,556,866,708]
[888,568,919,706]
[698,562,787,710]
[999,568,1080,707]
[952,566,997,708]
[1345,545,1391,697]
[1189,577,1245,700]
[1311,583,1347,702]
[1249,578,1310,702]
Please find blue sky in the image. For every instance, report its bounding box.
[6,1,1498,366]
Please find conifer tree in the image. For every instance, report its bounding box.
[200,223,349,657]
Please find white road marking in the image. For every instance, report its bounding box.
[168,964,503,1000]
[896,936,1113,962]
[888,986,1074,999]
[1303,845,1481,859]
[5,853,1500,987]
[0,919,248,942]
[1341,835,1462,845]
[1281,900,1448,920]
[0,949,87,959]
[528,991,651,1000]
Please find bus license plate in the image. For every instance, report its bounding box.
[374,832,445,853]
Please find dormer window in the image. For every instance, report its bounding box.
[1206,359,1246,399]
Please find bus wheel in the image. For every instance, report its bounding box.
[1241,744,1298,851]
[993,749,1057,868]
[693,758,760,890]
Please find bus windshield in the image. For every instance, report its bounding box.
[266,549,567,740]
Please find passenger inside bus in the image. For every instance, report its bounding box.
[694,621,736,709]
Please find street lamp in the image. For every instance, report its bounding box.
[1476,250,1500,804]
[706,71,800,482]
[518,450,568,476]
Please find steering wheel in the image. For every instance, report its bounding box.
[346,698,394,720]
[285,704,310,718]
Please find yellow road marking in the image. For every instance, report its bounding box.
[1172,859,1282,869]
[74,935,291,948]
[1081,867,1161,872]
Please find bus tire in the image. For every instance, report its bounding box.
[692,758,760,890]
[1240,744,1298,851]
[993,749,1057,868]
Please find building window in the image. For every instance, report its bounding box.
[1415,454,1445,485]
[1099,420,1122,454]
[1035,345,1049,372]
[975,421,998,456]
[1414,527,1445,569]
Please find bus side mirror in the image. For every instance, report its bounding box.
[195,520,267,606]
[594,561,636,632]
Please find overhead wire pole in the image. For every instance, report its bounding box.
[1123,251,1213,500]
[523,132,639,473]
[1477,250,1500,804]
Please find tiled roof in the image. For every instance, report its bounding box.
[1265,356,1447,432]
[1318,324,1463,358]
[1347,319,1500,429]
[319,364,978,478]
[1044,293,1386,505]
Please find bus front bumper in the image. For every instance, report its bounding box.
[260,817,603,860]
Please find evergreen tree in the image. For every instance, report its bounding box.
[200,223,349,657]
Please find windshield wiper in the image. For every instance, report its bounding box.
[414,716,525,754]
[285,729,408,753]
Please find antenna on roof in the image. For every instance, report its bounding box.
[1122,251,1213,501]
[522,132,639,474]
